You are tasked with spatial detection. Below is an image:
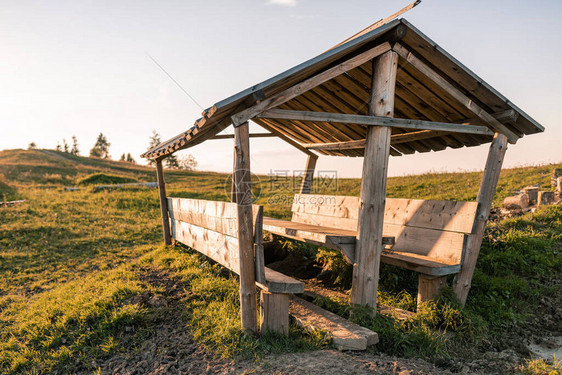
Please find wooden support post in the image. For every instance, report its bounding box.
[350,50,397,313]
[234,121,258,333]
[417,275,447,306]
[260,291,289,335]
[299,154,318,194]
[453,133,508,305]
[156,158,172,246]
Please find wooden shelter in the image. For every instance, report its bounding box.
[142,18,544,334]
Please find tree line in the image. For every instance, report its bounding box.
[28,131,197,170]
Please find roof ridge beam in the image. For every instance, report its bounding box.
[257,109,495,136]
[231,42,392,127]
[392,43,519,143]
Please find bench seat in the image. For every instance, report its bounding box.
[381,251,461,277]
[263,216,394,262]
[260,267,304,294]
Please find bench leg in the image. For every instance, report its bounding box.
[260,291,289,336]
[417,275,447,306]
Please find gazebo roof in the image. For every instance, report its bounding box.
[142,18,544,160]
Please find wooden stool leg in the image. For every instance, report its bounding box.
[260,291,289,335]
[417,275,447,306]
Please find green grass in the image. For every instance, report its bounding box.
[0,174,18,201]
[77,173,138,185]
[0,148,561,372]
[519,356,562,375]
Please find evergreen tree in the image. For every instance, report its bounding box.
[71,136,79,155]
[63,139,69,153]
[56,142,61,152]
[147,130,161,166]
[90,133,111,159]
[120,153,126,161]
[126,153,136,164]
[28,142,37,150]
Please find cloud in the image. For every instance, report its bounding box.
[266,0,297,7]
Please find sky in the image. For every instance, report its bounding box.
[1,0,560,177]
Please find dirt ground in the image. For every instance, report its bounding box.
[76,265,562,375]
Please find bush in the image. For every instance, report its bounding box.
[77,173,137,186]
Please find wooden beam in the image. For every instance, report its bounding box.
[351,50,397,313]
[304,139,366,151]
[155,159,172,246]
[299,154,318,194]
[260,292,289,336]
[254,206,266,285]
[303,130,449,151]
[417,275,447,305]
[233,121,258,333]
[392,43,519,143]
[453,133,508,305]
[210,133,276,140]
[231,42,392,126]
[258,109,495,136]
[464,109,519,125]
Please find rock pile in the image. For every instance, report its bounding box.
[502,169,562,214]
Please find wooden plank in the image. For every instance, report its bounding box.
[233,121,258,333]
[381,251,461,277]
[170,219,241,273]
[252,118,317,156]
[166,198,263,233]
[254,206,265,285]
[210,133,276,140]
[351,51,396,312]
[291,194,478,234]
[263,217,358,244]
[257,109,495,136]
[383,223,467,263]
[171,219,302,294]
[391,130,448,144]
[299,154,318,194]
[259,267,304,294]
[393,43,519,143]
[156,159,172,246]
[230,42,392,126]
[289,295,379,350]
[303,130,452,150]
[304,139,366,151]
[383,198,478,234]
[453,133,508,305]
[417,275,447,305]
[292,194,361,220]
[260,292,289,336]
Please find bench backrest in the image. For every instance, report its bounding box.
[167,197,263,276]
[291,194,479,264]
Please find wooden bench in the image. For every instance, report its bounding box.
[264,194,479,304]
[167,197,304,335]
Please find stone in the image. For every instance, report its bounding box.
[503,193,529,210]
[522,186,539,205]
[538,191,555,206]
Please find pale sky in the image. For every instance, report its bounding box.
[1,0,560,177]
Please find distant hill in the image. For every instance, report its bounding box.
[0,149,202,186]
[0,148,560,207]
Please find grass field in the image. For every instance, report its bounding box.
[1,149,561,374]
